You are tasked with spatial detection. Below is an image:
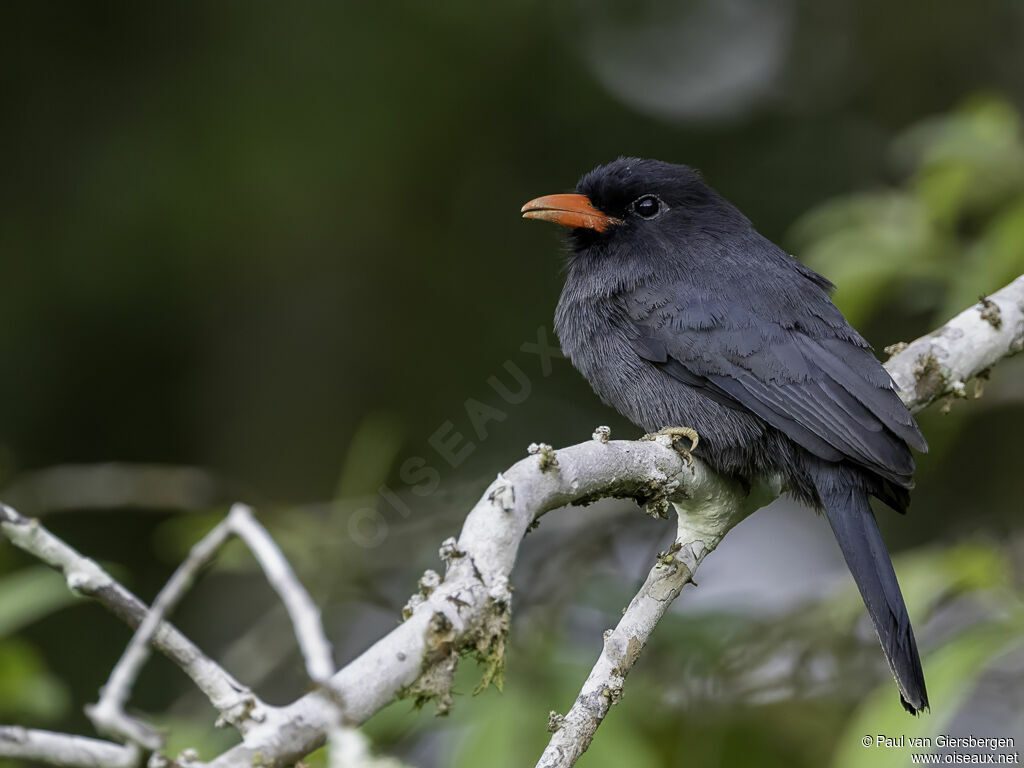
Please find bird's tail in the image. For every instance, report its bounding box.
[814,479,929,713]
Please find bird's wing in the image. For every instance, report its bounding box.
[625,284,926,483]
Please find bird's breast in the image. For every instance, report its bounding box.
[553,285,774,469]
[554,292,631,386]
[554,290,677,431]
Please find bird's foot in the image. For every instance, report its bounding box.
[642,426,700,465]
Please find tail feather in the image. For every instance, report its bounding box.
[815,481,928,713]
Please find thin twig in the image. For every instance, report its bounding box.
[1,463,223,515]
[86,513,240,747]
[0,504,259,733]
[88,503,333,749]
[228,505,335,683]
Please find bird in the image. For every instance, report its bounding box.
[521,157,929,713]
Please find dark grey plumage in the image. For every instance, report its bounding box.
[550,158,929,712]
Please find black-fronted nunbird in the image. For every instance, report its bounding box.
[521,158,929,713]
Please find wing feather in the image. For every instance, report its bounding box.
[626,285,923,485]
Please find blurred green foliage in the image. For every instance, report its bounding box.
[833,544,1024,767]
[0,568,72,721]
[0,567,78,639]
[836,621,1024,768]
[791,95,1024,327]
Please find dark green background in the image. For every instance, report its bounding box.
[1,3,1023,767]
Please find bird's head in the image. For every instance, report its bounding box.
[522,158,750,268]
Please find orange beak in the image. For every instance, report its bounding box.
[521,193,620,233]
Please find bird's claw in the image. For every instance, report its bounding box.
[643,426,700,465]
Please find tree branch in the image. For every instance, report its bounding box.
[536,471,779,767]
[886,275,1024,412]
[0,500,336,760]
[86,510,244,747]
[1,274,1020,768]
[228,505,335,683]
[0,727,139,768]
[88,503,334,748]
[206,435,727,768]
[0,504,259,733]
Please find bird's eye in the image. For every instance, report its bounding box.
[632,195,663,219]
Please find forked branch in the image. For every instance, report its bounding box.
[0,275,1020,768]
